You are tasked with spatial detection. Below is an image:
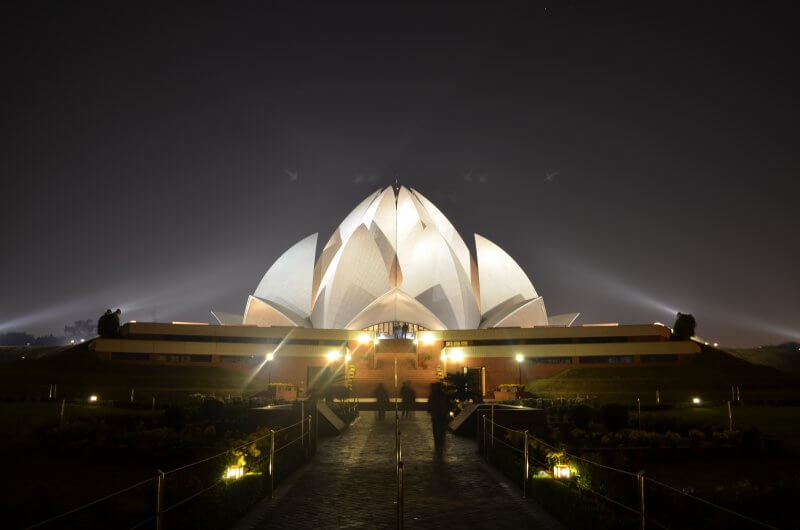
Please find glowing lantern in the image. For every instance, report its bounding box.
[225,465,244,480]
[88,395,98,403]
[357,333,371,344]
[692,397,701,405]
[553,464,572,479]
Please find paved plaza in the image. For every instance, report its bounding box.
[235,411,563,529]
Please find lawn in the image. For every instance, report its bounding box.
[526,346,800,405]
[641,404,800,449]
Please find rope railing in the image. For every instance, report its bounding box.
[27,476,156,529]
[27,413,315,529]
[480,414,778,530]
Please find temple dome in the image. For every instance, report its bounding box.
[226,185,576,330]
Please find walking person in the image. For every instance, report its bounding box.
[401,382,415,418]
[427,382,450,457]
[375,383,389,420]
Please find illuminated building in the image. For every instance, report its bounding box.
[93,186,699,396]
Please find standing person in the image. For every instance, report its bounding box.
[427,382,450,457]
[110,309,122,336]
[97,309,112,337]
[401,382,415,418]
[401,323,409,339]
[375,383,389,420]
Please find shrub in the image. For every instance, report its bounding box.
[600,404,629,432]
[570,405,594,429]
[165,405,186,430]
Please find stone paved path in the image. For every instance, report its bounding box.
[235,411,564,530]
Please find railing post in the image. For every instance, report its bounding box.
[523,430,529,498]
[269,429,276,499]
[491,404,495,448]
[309,414,313,456]
[637,397,641,429]
[638,470,646,530]
[396,461,404,530]
[482,414,487,457]
[156,470,165,530]
[727,400,734,432]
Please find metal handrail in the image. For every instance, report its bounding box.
[395,401,404,529]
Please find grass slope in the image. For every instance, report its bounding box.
[725,344,800,377]
[526,345,800,404]
[0,342,269,402]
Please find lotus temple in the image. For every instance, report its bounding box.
[93,185,699,397]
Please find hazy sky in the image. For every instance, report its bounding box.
[1,2,797,346]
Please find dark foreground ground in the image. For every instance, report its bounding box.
[235,411,563,529]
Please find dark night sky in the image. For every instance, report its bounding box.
[1,2,797,346]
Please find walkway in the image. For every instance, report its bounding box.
[236,411,563,530]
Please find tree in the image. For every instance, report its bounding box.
[64,319,96,342]
[671,313,696,341]
[600,403,629,432]
[0,332,35,346]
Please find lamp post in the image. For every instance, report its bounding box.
[266,352,274,384]
[515,354,524,385]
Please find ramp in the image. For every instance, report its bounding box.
[316,400,346,434]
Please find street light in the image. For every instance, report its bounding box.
[266,352,274,384]
[515,353,524,385]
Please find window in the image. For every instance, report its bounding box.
[220,355,261,364]
[578,356,633,364]
[641,354,678,363]
[156,354,193,362]
[111,352,150,361]
[530,357,572,364]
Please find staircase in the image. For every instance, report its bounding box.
[351,359,439,399]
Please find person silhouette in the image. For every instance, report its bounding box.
[375,383,389,420]
[401,381,415,418]
[97,309,113,337]
[427,382,450,457]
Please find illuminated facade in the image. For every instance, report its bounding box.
[231,185,578,331]
[93,185,700,397]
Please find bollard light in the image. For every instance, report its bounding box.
[224,465,244,480]
[553,464,572,479]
